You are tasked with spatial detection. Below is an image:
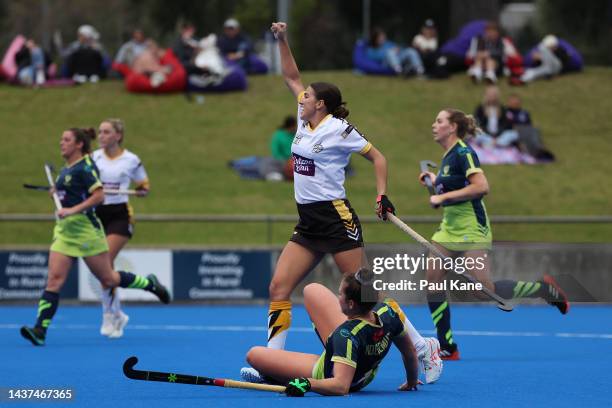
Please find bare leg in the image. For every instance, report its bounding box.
[303,283,345,343]
[246,347,320,383]
[332,247,366,276]
[84,252,121,288]
[46,251,73,292]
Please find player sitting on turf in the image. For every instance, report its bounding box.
[241,268,442,396]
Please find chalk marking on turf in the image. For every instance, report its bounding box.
[1,324,612,339]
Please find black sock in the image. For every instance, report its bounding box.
[427,292,456,350]
[494,280,547,299]
[35,290,60,333]
[118,271,154,291]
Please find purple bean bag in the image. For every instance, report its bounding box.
[440,20,488,57]
[352,40,395,75]
[247,54,268,74]
[523,39,583,72]
[187,61,247,93]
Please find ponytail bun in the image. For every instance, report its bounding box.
[332,103,349,119]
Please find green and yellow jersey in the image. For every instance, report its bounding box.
[312,300,407,392]
[432,139,492,250]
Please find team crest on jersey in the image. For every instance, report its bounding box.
[312,143,324,153]
[63,175,72,186]
[293,134,303,145]
[442,165,450,176]
[293,153,315,176]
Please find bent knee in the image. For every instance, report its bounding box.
[302,283,326,300]
[268,278,291,301]
[246,346,266,367]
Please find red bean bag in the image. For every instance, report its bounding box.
[113,49,186,93]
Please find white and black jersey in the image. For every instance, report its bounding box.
[92,149,148,205]
[292,92,372,204]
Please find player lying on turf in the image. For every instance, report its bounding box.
[241,269,442,396]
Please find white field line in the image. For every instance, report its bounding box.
[1,324,611,339]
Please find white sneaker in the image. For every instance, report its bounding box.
[240,367,264,383]
[484,69,497,84]
[420,337,443,384]
[468,66,482,83]
[100,312,114,336]
[109,312,129,339]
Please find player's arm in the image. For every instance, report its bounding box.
[57,187,104,218]
[393,333,419,391]
[362,145,388,196]
[309,362,355,396]
[431,172,489,207]
[270,22,304,98]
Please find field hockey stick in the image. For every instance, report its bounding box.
[387,213,513,312]
[419,160,437,196]
[24,184,138,195]
[123,357,286,393]
[44,163,62,219]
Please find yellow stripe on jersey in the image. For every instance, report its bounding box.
[332,200,354,224]
[306,114,332,132]
[466,168,483,177]
[134,178,150,190]
[88,181,103,193]
[346,339,353,360]
[331,356,357,368]
[458,140,480,176]
[351,320,368,336]
[359,142,372,155]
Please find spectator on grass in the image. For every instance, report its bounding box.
[504,94,555,161]
[217,18,253,72]
[466,21,519,84]
[172,22,201,75]
[504,94,531,127]
[412,19,439,75]
[366,27,424,77]
[63,25,107,83]
[15,38,50,86]
[115,29,147,67]
[520,35,571,83]
[270,116,297,161]
[131,40,173,88]
[473,85,519,148]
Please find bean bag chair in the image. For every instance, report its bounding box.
[523,39,583,72]
[2,35,26,79]
[114,49,186,93]
[186,61,247,93]
[352,39,395,75]
[441,20,487,57]
[246,54,268,74]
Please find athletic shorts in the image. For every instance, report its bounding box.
[50,214,108,258]
[432,206,492,251]
[290,199,363,254]
[95,203,133,238]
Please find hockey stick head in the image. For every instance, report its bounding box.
[123,356,140,379]
[419,160,437,173]
[23,184,50,191]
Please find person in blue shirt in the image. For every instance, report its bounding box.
[367,27,424,76]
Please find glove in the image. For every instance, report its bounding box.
[376,195,395,220]
[285,377,311,397]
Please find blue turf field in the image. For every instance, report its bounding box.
[1,304,611,407]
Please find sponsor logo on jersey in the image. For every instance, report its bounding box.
[312,143,324,153]
[293,153,315,176]
[341,125,354,139]
[293,134,303,145]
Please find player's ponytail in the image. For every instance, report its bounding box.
[310,82,350,119]
[343,268,379,315]
[69,127,96,154]
[444,108,481,139]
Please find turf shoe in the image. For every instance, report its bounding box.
[20,326,45,346]
[543,274,570,315]
[240,367,265,383]
[439,344,460,361]
[147,274,171,304]
[100,312,114,336]
[109,311,130,339]
[420,337,443,383]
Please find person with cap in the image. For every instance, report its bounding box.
[217,18,253,72]
[520,35,571,83]
[412,19,439,76]
[63,24,107,83]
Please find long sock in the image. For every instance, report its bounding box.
[34,290,60,333]
[427,292,455,350]
[101,287,112,313]
[118,271,153,291]
[267,300,291,349]
[385,298,426,354]
[494,280,547,300]
[110,288,122,315]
